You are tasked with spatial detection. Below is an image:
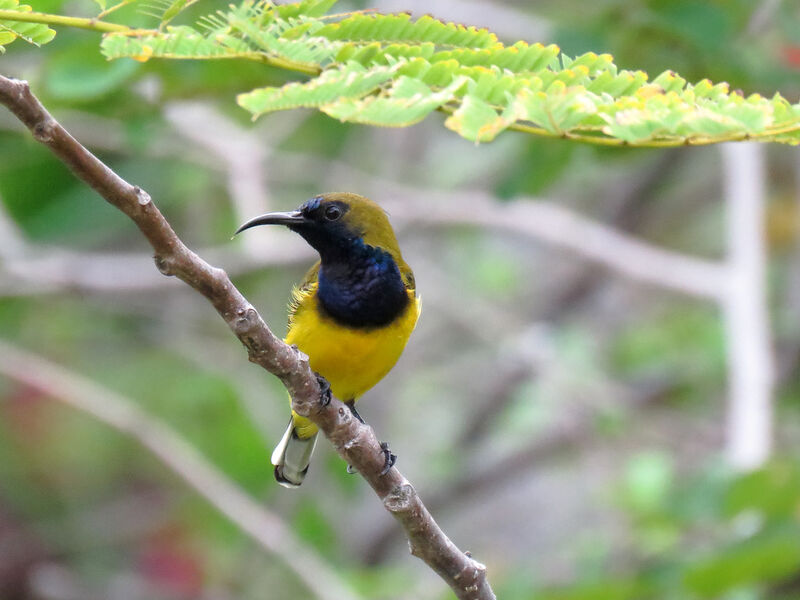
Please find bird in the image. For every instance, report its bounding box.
[235,192,420,488]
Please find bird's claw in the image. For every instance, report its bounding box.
[345,400,365,424]
[379,441,396,476]
[315,373,331,407]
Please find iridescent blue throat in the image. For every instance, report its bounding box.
[316,239,408,329]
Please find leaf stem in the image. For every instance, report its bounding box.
[0,9,130,33]
[97,0,136,20]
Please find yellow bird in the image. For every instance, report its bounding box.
[236,193,420,487]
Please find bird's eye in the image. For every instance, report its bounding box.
[324,205,342,221]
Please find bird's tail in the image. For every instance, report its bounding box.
[271,419,318,488]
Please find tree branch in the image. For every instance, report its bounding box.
[0,74,495,600]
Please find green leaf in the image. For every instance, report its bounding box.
[445,93,520,142]
[322,75,467,127]
[0,0,56,48]
[160,0,199,26]
[683,530,800,597]
[315,13,498,49]
[91,0,800,147]
[237,62,399,117]
[101,25,252,61]
[275,0,338,20]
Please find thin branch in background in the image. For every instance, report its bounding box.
[164,101,271,257]
[746,0,782,35]
[383,192,727,300]
[0,74,496,600]
[0,241,313,297]
[0,340,359,600]
[720,143,774,470]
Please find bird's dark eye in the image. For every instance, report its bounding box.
[324,204,342,221]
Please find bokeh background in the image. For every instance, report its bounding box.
[2,1,800,599]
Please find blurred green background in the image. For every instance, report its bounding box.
[2,1,800,599]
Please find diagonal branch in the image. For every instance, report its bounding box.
[0,74,495,600]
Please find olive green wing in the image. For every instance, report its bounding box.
[398,261,417,296]
[287,260,320,330]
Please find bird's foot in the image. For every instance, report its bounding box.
[379,441,397,476]
[315,373,331,407]
[345,400,365,424]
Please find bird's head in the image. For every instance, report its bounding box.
[235,192,402,261]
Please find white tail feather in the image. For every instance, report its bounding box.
[271,420,318,488]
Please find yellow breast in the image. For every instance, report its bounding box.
[284,283,420,439]
[286,283,420,401]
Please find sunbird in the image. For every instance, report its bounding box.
[236,193,420,487]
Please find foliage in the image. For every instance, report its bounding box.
[3,0,800,145]
[532,459,800,600]
[0,0,55,51]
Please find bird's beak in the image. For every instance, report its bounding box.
[234,210,307,235]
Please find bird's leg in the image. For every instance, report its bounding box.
[315,373,331,407]
[379,442,397,475]
[341,402,396,475]
[345,399,364,475]
[345,400,365,424]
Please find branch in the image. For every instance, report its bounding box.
[0,241,311,296]
[720,142,774,469]
[0,339,357,600]
[0,74,495,600]
[0,9,129,32]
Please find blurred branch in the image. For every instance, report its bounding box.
[0,241,311,296]
[388,194,726,300]
[747,0,781,34]
[164,101,271,256]
[164,102,312,259]
[721,143,774,469]
[0,74,496,600]
[0,339,357,600]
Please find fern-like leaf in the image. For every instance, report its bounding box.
[321,75,468,127]
[0,0,56,50]
[238,61,400,117]
[96,0,800,146]
[315,13,498,49]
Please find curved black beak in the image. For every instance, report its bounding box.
[234,210,307,235]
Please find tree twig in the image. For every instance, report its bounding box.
[0,74,496,600]
[0,339,358,600]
